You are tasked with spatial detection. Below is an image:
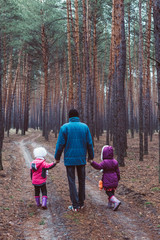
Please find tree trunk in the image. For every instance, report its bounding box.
[74,0,82,117]
[113,0,126,166]
[93,0,99,141]
[106,0,116,145]
[67,0,74,109]
[152,0,160,182]
[138,0,143,161]
[41,23,49,141]
[144,0,152,154]
[128,4,134,138]
[0,32,4,170]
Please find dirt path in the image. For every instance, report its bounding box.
[15,135,68,240]
[13,132,159,240]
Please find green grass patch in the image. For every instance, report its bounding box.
[151,187,160,192]
[144,201,152,206]
[29,212,34,217]
[3,207,10,210]
[131,178,137,182]
[128,158,134,161]
[157,225,160,228]
[39,219,45,225]
[64,213,80,224]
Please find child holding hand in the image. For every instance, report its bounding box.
[89,145,121,211]
[30,147,56,209]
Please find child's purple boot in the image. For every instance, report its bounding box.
[35,196,41,207]
[42,196,47,209]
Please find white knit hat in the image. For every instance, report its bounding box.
[33,147,47,158]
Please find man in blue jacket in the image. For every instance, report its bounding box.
[54,109,94,211]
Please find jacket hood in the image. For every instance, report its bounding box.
[32,158,45,170]
[101,145,113,160]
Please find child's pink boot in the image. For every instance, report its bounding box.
[110,196,121,211]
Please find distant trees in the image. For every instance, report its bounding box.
[0,0,160,171]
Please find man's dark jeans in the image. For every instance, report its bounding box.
[66,165,85,209]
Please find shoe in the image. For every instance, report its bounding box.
[35,196,41,207]
[107,201,113,209]
[42,196,47,209]
[110,196,121,211]
[68,205,79,212]
[79,205,84,209]
[107,197,113,209]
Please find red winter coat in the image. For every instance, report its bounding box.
[30,158,56,186]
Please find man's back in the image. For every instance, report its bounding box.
[54,117,94,166]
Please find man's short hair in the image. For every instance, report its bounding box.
[69,109,79,118]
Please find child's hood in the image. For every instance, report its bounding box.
[31,158,45,169]
[101,145,113,160]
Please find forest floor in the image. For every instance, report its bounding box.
[0,129,160,240]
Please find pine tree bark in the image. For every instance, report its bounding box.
[106,0,115,145]
[144,0,152,154]
[41,23,49,141]
[128,4,134,138]
[2,33,7,114]
[67,0,74,109]
[24,56,31,133]
[4,51,13,131]
[93,0,100,141]
[0,32,4,170]
[113,0,126,166]
[74,0,82,117]
[152,0,160,182]
[138,0,144,161]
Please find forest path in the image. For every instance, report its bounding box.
[15,134,68,240]
[13,131,158,240]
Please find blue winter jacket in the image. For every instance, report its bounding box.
[54,117,94,166]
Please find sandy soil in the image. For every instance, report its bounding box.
[0,129,160,240]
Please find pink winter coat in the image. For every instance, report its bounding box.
[30,158,56,185]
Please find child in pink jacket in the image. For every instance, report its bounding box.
[30,147,56,209]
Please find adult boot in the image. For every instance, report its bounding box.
[110,196,121,211]
[35,196,41,207]
[42,196,47,209]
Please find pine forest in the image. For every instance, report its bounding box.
[1,0,160,239]
[0,0,160,167]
